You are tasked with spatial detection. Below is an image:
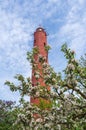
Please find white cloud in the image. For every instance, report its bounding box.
[57,0,86,57]
[0,2,34,76]
[78,0,85,5]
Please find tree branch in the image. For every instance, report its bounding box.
[64,84,86,99]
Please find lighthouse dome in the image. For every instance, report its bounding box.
[36,27,44,32]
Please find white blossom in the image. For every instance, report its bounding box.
[52,78,56,82]
[42,62,48,68]
[67,63,75,70]
[36,118,43,123]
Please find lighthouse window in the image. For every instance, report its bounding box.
[44,43,46,46]
[34,39,36,43]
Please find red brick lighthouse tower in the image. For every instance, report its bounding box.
[30,27,50,105]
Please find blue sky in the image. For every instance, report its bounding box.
[0,0,86,102]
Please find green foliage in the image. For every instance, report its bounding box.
[5,81,17,92]
[38,98,52,110]
[44,45,51,52]
[0,100,20,130]
[33,46,39,54]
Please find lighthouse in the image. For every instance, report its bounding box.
[30,27,50,105]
